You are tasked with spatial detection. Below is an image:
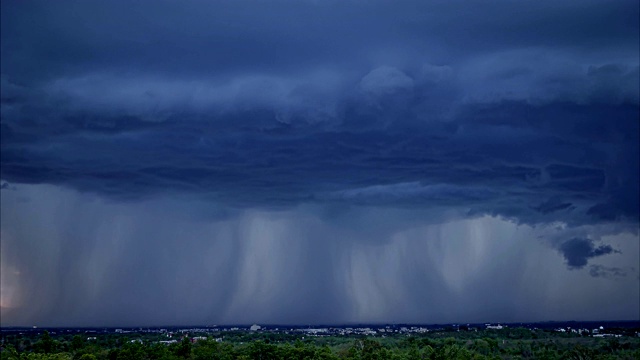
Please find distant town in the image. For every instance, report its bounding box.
[3,320,639,341]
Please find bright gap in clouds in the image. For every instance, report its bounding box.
[1,184,637,326]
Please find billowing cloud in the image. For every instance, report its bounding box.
[1,0,638,325]
[459,49,639,105]
[558,238,619,269]
[360,67,414,96]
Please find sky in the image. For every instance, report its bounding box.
[0,0,639,327]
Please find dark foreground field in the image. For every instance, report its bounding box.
[2,326,639,360]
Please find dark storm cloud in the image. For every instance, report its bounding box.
[532,198,574,215]
[1,1,638,226]
[1,2,638,223]
[558,238,619,269]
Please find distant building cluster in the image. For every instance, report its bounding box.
[2,322,637,342]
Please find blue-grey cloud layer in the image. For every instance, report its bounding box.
[2,1,637,225]
[1,0,639,325]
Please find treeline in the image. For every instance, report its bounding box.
[2,330,640,360]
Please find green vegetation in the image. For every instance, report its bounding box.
[2,328,639,360]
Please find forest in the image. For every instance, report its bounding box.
[2,327,640,360]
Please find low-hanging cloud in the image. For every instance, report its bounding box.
[558,238,619,269]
